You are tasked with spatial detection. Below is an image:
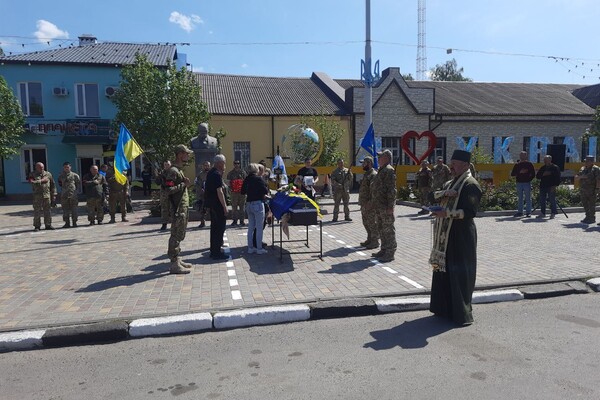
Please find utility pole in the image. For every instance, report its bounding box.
[361,0,380,136]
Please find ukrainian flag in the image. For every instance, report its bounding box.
[114,124,143,185]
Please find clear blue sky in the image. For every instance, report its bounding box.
[1,0,599,84]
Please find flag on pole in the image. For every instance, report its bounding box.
[114,124,143,185]
[360,123,378,169]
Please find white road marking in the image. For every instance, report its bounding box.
[345,245,353,249]
[231,290,242,300]
[357,251,367,256]
[336,239,345,244]
[226,261,234,268]
[399,275,425,289]
[382,266,397,274]
[227,270,236,277]
[6,234,23,238]
[229,279,239,287]
[328,235,336,239]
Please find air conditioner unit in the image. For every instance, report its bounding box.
[53,87,68,96]
[105,86,118,97]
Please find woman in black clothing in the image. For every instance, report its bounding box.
[241,163,269,254]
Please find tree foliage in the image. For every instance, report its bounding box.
[402,73,414,81]
[429,58,472,82]
[300,114,347,167]
[0,76,26,158]
[111,54,210,164]
[0,47,4,57]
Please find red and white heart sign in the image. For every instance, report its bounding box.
[401,130,437,164]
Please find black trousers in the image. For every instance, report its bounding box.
[209,207,226,256]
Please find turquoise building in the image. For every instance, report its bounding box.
[0,35,184,198]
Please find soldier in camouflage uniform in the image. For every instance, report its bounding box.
[432,157,451,191]
[166,145,195,274]
[106,166,129,223]
[416,160,433,214]
[358,156,379,249]
[82,165,108,225]
[227,161,247,226]
[29,162,57,231]
[57,161,80,228]
[195,161,211,228]
[331,158,353,222]
[370,149,397,263]
[157,160,172,231]
[576,155,600,224]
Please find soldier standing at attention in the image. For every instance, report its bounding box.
[331,158,353,222]
[227,160,247,226]
[370,149,397,263]
[29,162,56,231]
[57,161,80,228]
[157,160,172,231]
[82,165,108,225]
[416,160,433,214]
[576,155,600,224]
[166,145,195,274]
[358,156,379,249]
[432,157,451,191]
[106,166,129,223]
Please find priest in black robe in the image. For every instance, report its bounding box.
[428,150,482,325]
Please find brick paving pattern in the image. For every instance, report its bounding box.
[1,196,599,331]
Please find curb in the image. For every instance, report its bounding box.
[1,280,598,353]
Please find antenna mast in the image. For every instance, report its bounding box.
[416,0,427,80]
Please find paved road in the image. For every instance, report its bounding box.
[1,197,599,331]
[1,293,598,399]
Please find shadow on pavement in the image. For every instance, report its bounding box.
[562,223,600,231]
[75,262,169,292]
[322,247,356,258]
[494,216,521,222]
[364,316,457,350]
[38,239,79,245]
[319,258,373,274]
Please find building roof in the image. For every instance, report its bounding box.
[194,73,350,116]
[572,83,600,109]
[408,81,592,116]
[0,42,178,67]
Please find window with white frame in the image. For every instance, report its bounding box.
[233,142,251,169]
[75,83,100,117]
[381,137,402,165]
[18,82,44,116]
[428,137,447,163]
[21,146,48,181]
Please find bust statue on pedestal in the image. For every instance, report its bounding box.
[190,123,218,175]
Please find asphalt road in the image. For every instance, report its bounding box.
[1,293,599,400]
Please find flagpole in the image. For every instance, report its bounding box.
[360,0,379,164]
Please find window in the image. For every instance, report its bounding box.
[21,146,47,181]
[381,137,401,165]
[428,137,447,163]
[75,83,99,117]
[233,142,251,169]
[18,82,43,116]
[131,154,153,181]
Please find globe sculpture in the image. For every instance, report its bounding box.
[281,124,323,165]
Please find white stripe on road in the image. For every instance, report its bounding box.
[357,251,367,256]
[229,279,239,287]
[336,239,346,245]
[226,261,234,268]
[399,275,425,289]
[227,269,236,277]
[231,290,242,300]
[382,266,397,274]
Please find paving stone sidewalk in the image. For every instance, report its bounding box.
[1,196,599,332]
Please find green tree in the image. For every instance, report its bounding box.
[583,106,600,154]
[0,76,26,158]
[402,73,414,81]
[0,47,4,57]
[429,58,472,82]
[300,114,347,166]
[111,54,210,164]
[470,146,493,164]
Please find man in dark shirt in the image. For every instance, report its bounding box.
[205,154,229,260]
[535,154,561,219]
[296,158,319,200]
[510,151,536,217]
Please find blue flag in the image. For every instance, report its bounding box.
[360,123,378,169]
[271,154,288,186]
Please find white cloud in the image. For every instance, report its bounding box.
[169,11,204,33]
[241,63,248,69]
[34,20,69,43]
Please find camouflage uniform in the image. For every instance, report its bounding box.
[331,166,353,220]
[432,163,451,191]
[371,164,397,259]
[82,172,108,224]
[158,169,172,224]
[166,165,190,262]
[57,170,80,226]
[29,170,56,229]
[416,167,433,207]
[195,169,209,223]
[359,167,379,247]
[107,170,129,222]
[577,164,600,222]
[227,168,247,224]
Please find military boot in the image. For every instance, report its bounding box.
[62,221,71,229]
[170,261,190,275]
[72,221,78,227]
[378,253,395,263]
[109,216,116,224]
[365,241,379,250]
[371,249,385,258]
[178,257,193,269]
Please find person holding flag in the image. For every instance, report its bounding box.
[113,124,143,186]
[360,123,379,169]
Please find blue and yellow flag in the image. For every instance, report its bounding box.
[360,123,378,169]
[114,124,143,185]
